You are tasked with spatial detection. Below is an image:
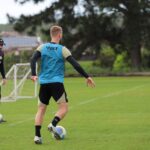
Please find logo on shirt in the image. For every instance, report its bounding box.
[46,46,58,51]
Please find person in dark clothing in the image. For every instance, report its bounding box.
[0,39,6,85]
[0,39,7,123]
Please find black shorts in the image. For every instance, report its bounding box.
[39,82,68,105]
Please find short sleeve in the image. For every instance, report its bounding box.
[36,44,44,52]
[62,47,72,59]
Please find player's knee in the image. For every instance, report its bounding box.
[38,105,46,113]
[60,102,68,114]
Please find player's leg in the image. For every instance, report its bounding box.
[34,84,51,144]
[49,101,68,127]
[34,103,47,137]
[35,103,47,125]
[48,102,68,140]
[48,83,68,139]
[56,101,68,119]
[50,83,68,126]
[34,103,47,144]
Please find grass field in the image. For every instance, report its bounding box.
[0,77,150,150]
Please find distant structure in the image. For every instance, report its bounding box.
[0,31,42,52]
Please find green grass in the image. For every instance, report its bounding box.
[0,77,150,150]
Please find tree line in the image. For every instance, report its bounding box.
[8,0,150,71]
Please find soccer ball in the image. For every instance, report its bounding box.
[52,125,66,140]
[0,114,3,122]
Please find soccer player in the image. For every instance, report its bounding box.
[0,39,7,123]
[0,39,6,85]
[31,25,95,144]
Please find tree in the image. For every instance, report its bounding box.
[94,0,150,69]
[9,0,150,69]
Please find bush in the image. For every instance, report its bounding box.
[4,50,34,72]
[99,44,116,68]
[141,48,150,68]
[65,60,117,76]
[113,52,131,72]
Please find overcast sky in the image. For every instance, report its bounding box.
[0,0,54,24]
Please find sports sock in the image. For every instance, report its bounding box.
[35,125,41,137]
[51,116,61,127]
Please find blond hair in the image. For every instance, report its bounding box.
[50,25,62,37]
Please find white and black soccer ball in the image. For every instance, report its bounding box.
[52,125,67,140]
[0,114,3,122]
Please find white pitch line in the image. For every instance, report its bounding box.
[78,98,99,105]
[9,118,34,126]
[8,84,148,126]
[78,84,147,106]
[102,84,146,98]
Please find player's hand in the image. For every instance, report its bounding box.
[86,77,95,88]
[31,76,38,82]
[2,79,7,85]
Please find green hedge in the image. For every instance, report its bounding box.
[65,61,110,76]
[4,51,149,77]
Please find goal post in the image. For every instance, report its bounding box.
[1,63,38,102]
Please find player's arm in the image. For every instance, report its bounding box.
[30,45,42,81]
[66,56,89,78]
[30,51,41,76]
[63,47,95,87]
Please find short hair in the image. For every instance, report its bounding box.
[50,25,62,37]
